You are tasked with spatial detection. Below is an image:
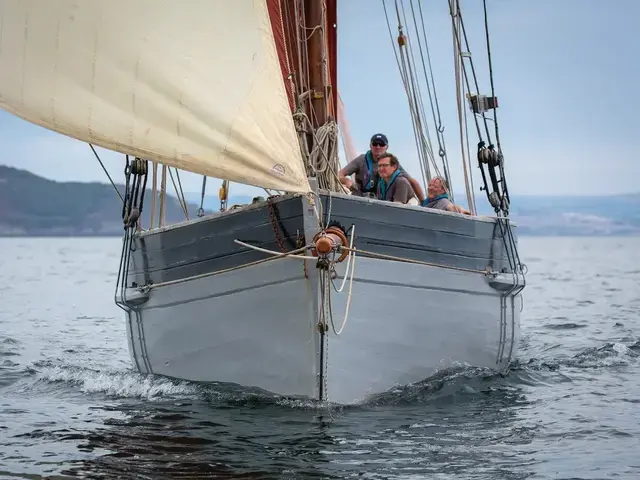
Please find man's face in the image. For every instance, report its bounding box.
[428,178,446,198]
[377,157,397,180]
[370,139,388,159]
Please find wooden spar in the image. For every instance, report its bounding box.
[149,162,158,228]
[159,164,167,227]
[304,0,328,129]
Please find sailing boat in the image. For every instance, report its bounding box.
[0,0,526,404]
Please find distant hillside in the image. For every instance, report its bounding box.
[0,165,216,236]
[0,165,638,236]
[464,192,640,236]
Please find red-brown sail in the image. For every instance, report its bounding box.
[266,0,297,112]
[266,0,337,125]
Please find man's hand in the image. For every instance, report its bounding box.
[447,204,472,215]
[455,205,472,215]
[340,176,353,189]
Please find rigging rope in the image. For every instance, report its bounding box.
[168,167,189,220]
[174,168,188,214]
[411,0,455,198]
[320,224,357,337]
[382,0,455,201]
[482,0,511,210]
[293,109,347,193]
[451,7,476,214]
[114,156,149,310]
[141,243,313,291]
[388,0,431,187]
[446,0,526,287]
[308,121,343,192]
[198,175,207,217]
[400,0,442,180]
[89,144,123,203]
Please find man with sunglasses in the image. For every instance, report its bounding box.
[338,133,425,202]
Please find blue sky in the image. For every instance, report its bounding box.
[0,0,637,197]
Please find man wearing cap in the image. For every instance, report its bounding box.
[338,133,425,203]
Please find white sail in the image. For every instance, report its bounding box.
[0,0,310,193]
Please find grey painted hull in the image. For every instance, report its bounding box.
[120,193,524,404]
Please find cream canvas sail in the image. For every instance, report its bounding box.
[0,0,311,193]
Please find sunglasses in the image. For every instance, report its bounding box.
[371,141,387,147]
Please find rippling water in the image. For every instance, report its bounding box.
[1,237,639,479]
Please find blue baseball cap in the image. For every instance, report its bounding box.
[370,133,388,145]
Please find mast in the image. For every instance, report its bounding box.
[297,0,342,192]
[304,0,329,133]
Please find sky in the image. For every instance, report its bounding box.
[0,0,638,198]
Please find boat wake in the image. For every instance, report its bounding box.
[9,337,639,410]
[3,335,639,480]
[25,361,198,399]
